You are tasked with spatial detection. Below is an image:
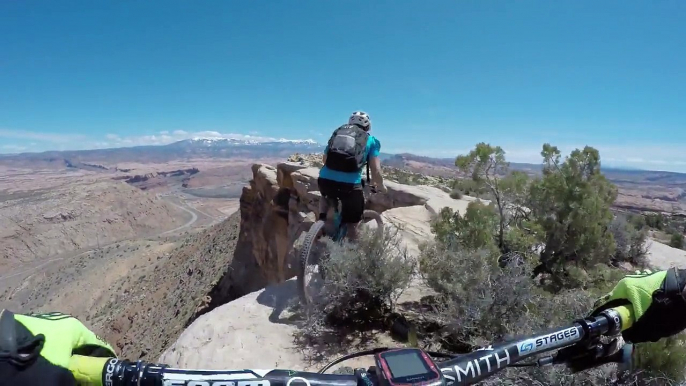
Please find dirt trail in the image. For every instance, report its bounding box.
[161,199,199,235]
[0,258,64,282]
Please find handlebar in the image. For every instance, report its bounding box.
[70,305,635,386]
[360,178,381,194]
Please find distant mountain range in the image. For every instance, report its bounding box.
[1,137,685,183]
[0,137,323,164]
[171,138,319,147]
[379,153,686,184]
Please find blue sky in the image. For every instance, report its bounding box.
[1,1,685,171]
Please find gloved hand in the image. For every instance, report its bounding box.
[591,267,686,343]
[0,309,116,386]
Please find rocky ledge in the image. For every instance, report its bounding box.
[159,160,686,372]
[159,161,484,369]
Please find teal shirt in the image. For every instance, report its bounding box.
[319,135,381,184]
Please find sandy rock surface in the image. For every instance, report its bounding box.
[646,239,686,269]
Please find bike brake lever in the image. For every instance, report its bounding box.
[555,340,632,373]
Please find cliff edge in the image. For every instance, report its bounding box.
[159,160,483,369]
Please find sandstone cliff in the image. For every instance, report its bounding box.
[220,161,484,300]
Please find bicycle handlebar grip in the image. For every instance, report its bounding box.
[68,354,112,386]
[612,305,635,332]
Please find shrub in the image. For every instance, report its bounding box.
[669,232,684,249]
[418,239,677,385]
[452,178,489,198]
[455,144,530,250]
[419,241,539,346]
[628,213,647,230]
[303,226,415,331]
[631,332,686,385]
[449,189,463,199]
[502,224,542,260]
[430,202,499,253]
[609,215,649,267]
[645,213,665,230]
[528,144,618,281]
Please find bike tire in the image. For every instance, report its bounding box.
[297,220,326,305]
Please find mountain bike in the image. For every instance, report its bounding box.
[297,183,384,305]
[69,305,637,386]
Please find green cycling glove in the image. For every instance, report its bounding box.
[0,309,116,386]
[591,267,686,343]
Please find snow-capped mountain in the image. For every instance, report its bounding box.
[160,137,324,158]
[168,137,320,148]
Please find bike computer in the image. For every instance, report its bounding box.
[374,348,445,386]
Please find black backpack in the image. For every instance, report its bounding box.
[324,124,369,173]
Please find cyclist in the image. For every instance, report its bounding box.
[3,268,686,385]
[318,111,388,242]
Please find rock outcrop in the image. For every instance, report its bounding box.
[159,161,485,368]
[223,161,484,300]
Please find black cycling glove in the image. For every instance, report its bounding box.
[0,309,116,386]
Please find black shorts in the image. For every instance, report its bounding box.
[317,177,365,224]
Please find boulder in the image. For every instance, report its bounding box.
[159,278,388,371]
[159,279,303,370]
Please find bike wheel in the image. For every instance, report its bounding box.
[362,210,384,240]
[297,220,327,305]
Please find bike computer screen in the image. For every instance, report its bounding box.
[375,348,444,386]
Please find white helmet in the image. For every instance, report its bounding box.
[348,111,371,131]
